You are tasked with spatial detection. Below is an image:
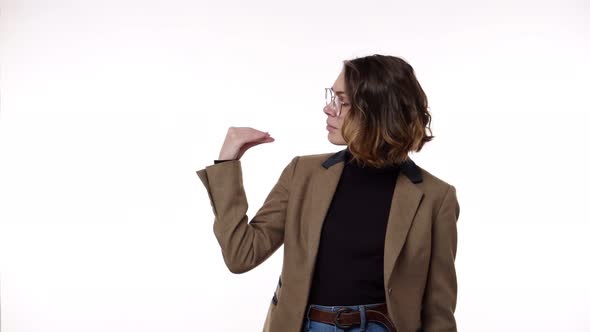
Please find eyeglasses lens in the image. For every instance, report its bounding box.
[325,88,341,116]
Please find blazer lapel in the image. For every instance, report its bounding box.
[306,148,424,287]
[383,173,423,286]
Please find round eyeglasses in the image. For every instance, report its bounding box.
[325,87,343,118]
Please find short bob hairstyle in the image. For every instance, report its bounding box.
[340,54,434,168]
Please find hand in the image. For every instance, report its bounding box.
[218,127,275,160]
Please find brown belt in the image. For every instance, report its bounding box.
[307,303,396,331]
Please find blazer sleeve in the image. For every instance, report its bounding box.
[195,156,299,274]
[421,184,460,332]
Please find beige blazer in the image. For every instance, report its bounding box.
[196,148,460,332]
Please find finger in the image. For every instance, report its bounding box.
[245,130,269,140]
[250,138,274,146]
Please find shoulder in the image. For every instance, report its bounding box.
[291,151,336,170]
[297,151,335,163]
[414,163,459,213]
[416,165,455,191]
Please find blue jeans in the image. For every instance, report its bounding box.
[301,302,391,332]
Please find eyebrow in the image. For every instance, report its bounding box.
[331,87,347,96]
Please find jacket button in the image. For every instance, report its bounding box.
[388,288,392,294]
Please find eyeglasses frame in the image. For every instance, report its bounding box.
[325,87,344,118]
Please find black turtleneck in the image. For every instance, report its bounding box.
[306,152,400,305]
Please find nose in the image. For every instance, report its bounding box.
[324,103,336,117]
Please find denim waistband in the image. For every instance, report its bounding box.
[307,302,386,312]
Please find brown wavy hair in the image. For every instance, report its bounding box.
[340,54,434,168]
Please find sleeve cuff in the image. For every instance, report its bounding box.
[214,159,235,164]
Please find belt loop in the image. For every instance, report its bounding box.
[359,305,367,332]
[304,305,312,330]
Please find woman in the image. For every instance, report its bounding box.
[196,54,460,332]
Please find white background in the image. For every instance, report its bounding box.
[1,0,589,331]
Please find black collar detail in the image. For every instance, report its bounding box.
[321,147,423,184]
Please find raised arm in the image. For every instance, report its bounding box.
[196,156,298,273]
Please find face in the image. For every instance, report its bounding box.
[324,69,350,146]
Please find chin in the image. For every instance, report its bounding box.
[327,134,346,145]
